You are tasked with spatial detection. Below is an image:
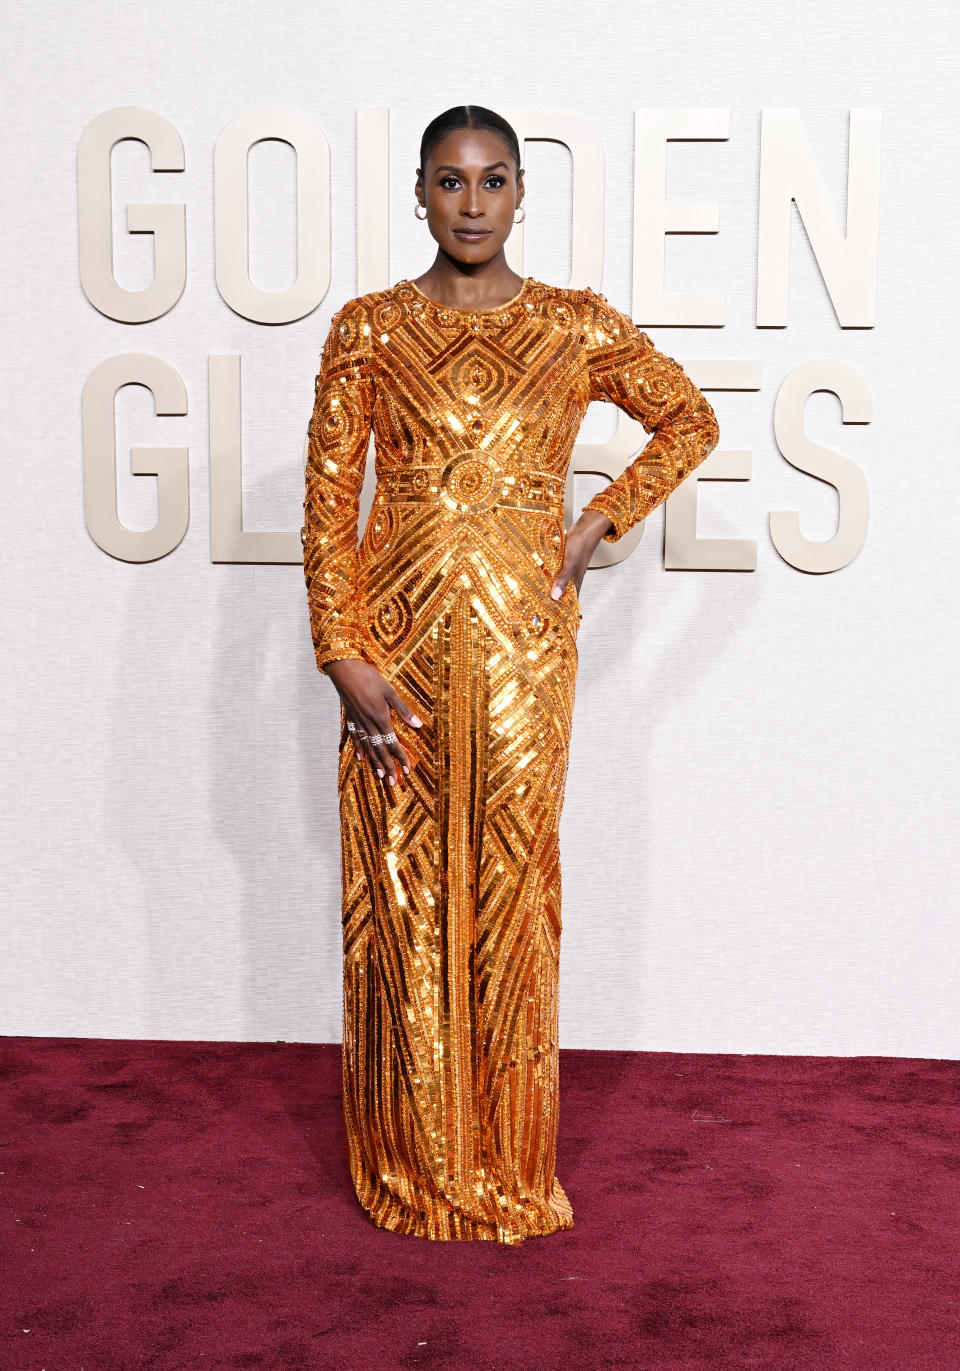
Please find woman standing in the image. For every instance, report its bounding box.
[301,105,719,1244]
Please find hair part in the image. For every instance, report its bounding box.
[419,105,522,181]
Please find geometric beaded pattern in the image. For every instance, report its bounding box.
[302,276,720,1242]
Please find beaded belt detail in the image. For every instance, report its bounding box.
[378,453,565,516]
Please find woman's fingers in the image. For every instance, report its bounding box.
[551,552,578,600]
[357,723,391,781]
[385,686,423,731]
[384,731,411,778]
[383,687,424,777]
[343,675,426,786]
[350,722,372,767]
[347,718,365,762]
[367,724,404,785]
[350,712,412,785]
[346,715,380,772]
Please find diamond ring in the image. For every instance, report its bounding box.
[368,731,398,747]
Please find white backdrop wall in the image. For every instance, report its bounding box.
[2,0,957,1055]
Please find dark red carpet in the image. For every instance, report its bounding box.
[1,1038,957,1369]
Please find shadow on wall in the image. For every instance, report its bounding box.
[103,457,344,1044]
[560,476,762,1048]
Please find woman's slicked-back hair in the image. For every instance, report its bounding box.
[419,106,522,180]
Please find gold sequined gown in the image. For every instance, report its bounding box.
[301,276,719,1243]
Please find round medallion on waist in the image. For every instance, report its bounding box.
[439,450,505,514]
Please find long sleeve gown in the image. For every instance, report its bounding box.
[301,276,719,1243]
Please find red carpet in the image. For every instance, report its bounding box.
[1,1038,957,1369]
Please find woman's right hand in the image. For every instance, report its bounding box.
[324,658,423,785]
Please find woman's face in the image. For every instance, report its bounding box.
[417,127,523,265]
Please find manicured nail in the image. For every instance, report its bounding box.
[410,714,422,727]
[402,765,409,774]
[551,584,561,599]
[376,767,384,777]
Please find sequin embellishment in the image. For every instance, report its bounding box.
[301,277,720,1243]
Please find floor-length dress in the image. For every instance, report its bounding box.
[301,276,719,1243]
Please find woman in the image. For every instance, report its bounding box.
[301,105,719,1244]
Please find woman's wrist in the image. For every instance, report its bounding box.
[572,507,614,547]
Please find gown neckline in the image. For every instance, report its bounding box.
[400,276,531,315]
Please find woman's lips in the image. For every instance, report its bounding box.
[453,229,491,241]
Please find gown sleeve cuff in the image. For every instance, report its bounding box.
[315,640,370,676]
[582,493,632,543]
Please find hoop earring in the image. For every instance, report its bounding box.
[414,203,427,220]
[514,207,526,223]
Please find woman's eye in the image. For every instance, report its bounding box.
[438,175,507,190]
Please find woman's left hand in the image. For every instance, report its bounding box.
[550,509,614,600]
